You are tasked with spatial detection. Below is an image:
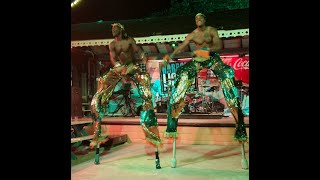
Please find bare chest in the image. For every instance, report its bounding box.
[114,41,131,54]
[193,31,212,45]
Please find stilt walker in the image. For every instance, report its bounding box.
[89,23,163,168]
[164,50,248,169]
[162,12,248,169]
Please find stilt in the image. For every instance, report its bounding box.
[155,146,161,169]
[171,136,177,168]
[241,142,248,169]
[94,143,100,165]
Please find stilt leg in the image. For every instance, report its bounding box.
[94,143,100,165]
[155,146,161,169]
[241,142,248,169]
[171,136,177,168]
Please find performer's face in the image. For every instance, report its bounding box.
[195,16,205,27]
[112,26,121,37]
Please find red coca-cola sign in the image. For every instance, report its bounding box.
[221,55,249,84]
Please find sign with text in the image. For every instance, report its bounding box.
[160,61,198,94]
[221,55,249,84]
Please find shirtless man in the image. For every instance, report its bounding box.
[90,23,162,168]
[163,13,248,168]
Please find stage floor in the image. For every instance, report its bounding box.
[73,114,249,127]
[71,142,249,180]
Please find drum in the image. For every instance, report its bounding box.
[213,101,225,112]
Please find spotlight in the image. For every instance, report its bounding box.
[170,42,179,49]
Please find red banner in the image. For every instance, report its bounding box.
[221,55,249,84]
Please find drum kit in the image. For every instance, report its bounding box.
[158,77,224,114]
[185,69,224,114]
[185,83,224,114]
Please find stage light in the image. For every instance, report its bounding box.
[71,0,81,8]
[170,42,179,49]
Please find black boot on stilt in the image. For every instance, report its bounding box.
[155,151,161,169]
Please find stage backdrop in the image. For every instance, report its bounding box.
[148,54,249,95]
[146,60,161,83]
[159,61,198,94]
[221,55,249,84]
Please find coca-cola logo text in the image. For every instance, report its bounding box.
[232,58,249,70]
